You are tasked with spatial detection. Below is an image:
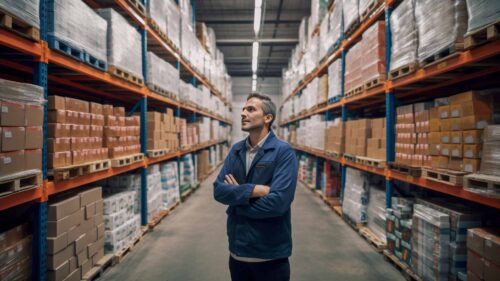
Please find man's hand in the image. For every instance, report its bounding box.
[224,174,239,185]
[251,185,270,198]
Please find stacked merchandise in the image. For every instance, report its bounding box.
[48,0,107,67]
[298,155,308,183]
[415,0,467,64]
[146,109,179,151]
[342,168,368,224]
[366,178,387,242]
[297,115,326,150]
[467,228,500,281]
[160,161,180,208]
[386,197,414,266]
[0,223,32,280]
[319,1,343,60]
[198,117,211,144]
[318,75,328,105]
[197,149,211,180]
[179,154,196,193]
[105,173,140,214]
[298,17,308,53]
[465,0,500,35]
[166,0,180,49]
[98,8,142,79]
[0,0,39,31]
[210,120,230,141]
[319,8,332,60]
[0,79,44,179]
[329,1,343,48]
[345,119,372,157]
[310,0,328,29]
[102,189,140,254]
[322,162,341,198]
[186,123,200,147]
[366,117,387,160]
[302,78,320,111]
[390,0,418,73]
[146,52,180,99]
[48,96,107,168]
[195,22,210,51]
[177,118,188,148]
[147,0,168,33]
[147,164,163,221]
[344,42,363,94]
[46,187,104,281]
[324,118,345,156]
[327,59,342,101]
[303,34,319,74]
[343,0,359,34]
[103,105,140,159]
[361,21,386,87]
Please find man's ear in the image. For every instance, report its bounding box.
[264,114,273,125]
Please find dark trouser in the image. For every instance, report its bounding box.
[229,256,290,281]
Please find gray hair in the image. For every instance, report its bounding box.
[247,92,277,127]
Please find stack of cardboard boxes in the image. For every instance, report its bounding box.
[104,105,140,159]
[467,228,500,281]
[325,119,344,155]
[0,223,32,280]
[361,21,386,87]
[344,42,363,94]
[366,117,387,160]
[47,187,104,281]
[0,80,43,178]
[345,119,371,157]
[197,149,211,179]
[146,108,179,151]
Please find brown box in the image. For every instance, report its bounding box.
[450,144,463,158]
[48,152,70,168]
[1,101,25,126]
[80,187,102,206]
[48,138,71,153]
[48,110,67,123]
[113,107,125,117]
[66,111,78,124]
[439,105,450,119]
[463,158,481,173]
[48,123,71,138]
[87,237,104,258]
[440,131,451,144]
[437,156,449,169]
[441,119,451,131]
[66,269,80,281]
[48,96,66,110]
[89,102,103,115]
[463,130,482,144]
[25,149,42,170]
[25,127,43,149]
[460,100,492,117]
[484,259,500,281]
[467,250,483,279]
[0,223,29,250]
[464,144,482,159]
[441,144,451,156]
[450,104,462,118]
[91,114,104,126]
[47,232,68,255]
[26,104,43,126]
[451,131,462,144]
[2,127,25,151]
[47,259,70,281]
[430,119,441,132]
[48,195,81,221]
[448,157,462,171]
[47,244,73,270]
[461,115,491,130]
[449,91,490,104]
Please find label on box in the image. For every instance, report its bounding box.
[1,106,7,113]
[4,157,11,164]
[5,131,12,138]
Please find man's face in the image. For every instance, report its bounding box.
[241,98,272,132]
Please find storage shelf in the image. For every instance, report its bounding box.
[0,187,44,212]
[292,145,500,209]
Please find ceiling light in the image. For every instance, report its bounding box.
[255,0,263,8]
[252,74,257,80]
[252,57,258,72]
[252,41,259,59]
[254,7,262,35]
[252,79,257,91]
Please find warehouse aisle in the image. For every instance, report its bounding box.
[101,168,404,281]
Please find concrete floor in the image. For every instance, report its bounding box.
[101,169,404,281]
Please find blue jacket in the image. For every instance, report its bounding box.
[213,130,299,259]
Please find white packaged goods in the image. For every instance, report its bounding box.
[310,0,328,29]
[359,0,379,18]
[98,8,143,78]
[390,0,418,71]
[0,0,39,28]
[299,17,309,52]
[319,10,331,59]
[160,161,180,208]
[329,1,343,47]
[166,0,181,48]
[342,0,359,32]
[147,52,179,98]
[296,115,326,150]
[366,182,386,241]
[147,164,163,221]
[180,154,196,187]
[148,0,167,32]
[104,215,140,253]
[48,0,107,62]
[415,0,468,63]
[465,0,500,34]
[327,59,342,100]
[343,168,368,224]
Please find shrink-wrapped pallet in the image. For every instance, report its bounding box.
[48,0,107,62]
[147,52,179,99]
[319,10,331,59]
[361,21,386,84]
[359,0,378,18]
[167,0,181,49]
[147,0,167,32]
[327,59,342,100]
[310,0,329,29]
[344,42,363,93]
[342,168,368,223]
[478,125,500,177]
[0,0,39,28]
[367,179,386,241]
[98,8,142,78]
[160,161,180,209]
[465,0,500,33]
[330,1,343,45]
[415,0,468,63]
[390,0,418,72]
[342,0,359,33]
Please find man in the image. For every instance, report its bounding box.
[214,93,299,281]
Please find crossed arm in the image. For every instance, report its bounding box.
[223,174,270,198]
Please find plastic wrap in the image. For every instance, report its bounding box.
[361,21,386,82]
[342,0,359,32]
[0,78,44,105]
[310,0,328,29]
[344,42,363,93]
[367,182,387,241]
[359,0,377,18]
[147,164,163,220]
[160,161,180,208]
[147,52,179,98]
[166,0,181,49]
[390,0,418,71]
[299,17,308,52]
[415,0,468,63]
[330,1,343,46]
[479,125,500,177]
[98,9,142,77]
[48,0,107,62]
[327,60,342,101]
[147,0,167,32]
[342,168,369,223]
[0,0,39,28]
[465,0,500,33]
[319,10,331,59]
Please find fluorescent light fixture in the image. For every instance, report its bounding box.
[252,41,259,59]
[252,74,257,80]
[252,79,257,91]
[254,7,262,35]
[252,57,258,72]
[255,0,263,8]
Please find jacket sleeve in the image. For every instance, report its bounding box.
[235,145,298,219]
[213,148,255,206]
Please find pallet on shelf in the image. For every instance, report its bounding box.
[355,156,386,169]
[110,153,144,168]
[360,0,384,22]
[325,151,342,159]
[0,8,40,41]
[333,205,342,217]
[50,160,111,182]
[148,200,181,230]
[147,17,168,42]
[327,95,342,104]
[83,52,107,72]
[388,63,417,80]
[383,250,422,281]
[112,233,143,265]
[82,254,114,281]
[48,35,85,62]
[422,168,468,187]
[108,65,144,87]
[0,172,42,198]
[464,20,500,50]
[364,74,385,91]
[388,162,422,177]
[358,226,386,252]
[147,149,168,158]
[420,43,463,67]
[464,173,500,198]
[342,214,366,231]
[345,85,364,98]
[125,0,146,17]
[147,83,177,100]
[343,153,357,162]
[180,187,193,202]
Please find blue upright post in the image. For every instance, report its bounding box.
[385,6,392,78]
[191,0,196,32]
[140,96,148,225]
[341,49,346,97]
[33,202,48,281]
[385,91,396,209]
[315,158,321,191]
[340,105,348,202]
[141,28,148,84]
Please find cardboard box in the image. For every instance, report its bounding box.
[25,149,41,170]
[448,157,462,171]
[439,105,450,119]
[87,237,104,258]
[484,259,500,281]
[450,144,463,158]
[2,127,25,152]
[47,232,68,255]
[48,110,67,123]
[467,250,483,279]
[48,152,69,168]
[461,115,491,130]
[26,104,43,126]
[25,127,43,149]
[91,114,104,126]
[48,138,71,153]
[463,130,482,144]
[449,91,491,104]
[48,124,71,138]
[48,208,84,237]
[430,119,441,132]
[440,131,451,144]
[464,144,482,159]
[47,244,74,270]
[49,96,66,110]
[451,131,462,144]
[461,100,492,117]
[0,223,29,250]
[49,195,81,221]
[463,158,481,173]
[113,107,125,117]
[441,119,452,131]
[65,269,81,281]
[80,187,102,206]
[1,101,25,126]
[89,102,103,115]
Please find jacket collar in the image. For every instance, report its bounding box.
[235,130,277,152]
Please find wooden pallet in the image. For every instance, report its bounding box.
[0,8,40,41]
[464,173,500,198]
[360,0,384,22]
[342,214,365,231]
[84,52,107,72]
[323,196,341,209]
[464,20,500,50]
[112,234,143,265]
[125,0,146,17]
[359,226,386,252]
[325,151,342,159]
[111,153,144,168]
[180,188,193,202]
[343,153,357,162]
[420,43,463,67]
[422,168,468,187]
[388,162,422,177]
[344,20,360,37]
[82,254,114,281]
[328,95,342,104]
[148,200,181,230]
[383,250,422,281]
[147,83,177,100]
[147,149,168,158]
[108,65,144,87]
[345,85,364,98]
[364,75,385,91]
[389,63,417,80]
[333,205,342,217]
[147,17,169,42]
[0,172,42,198]
[50,160,111,182]
[356,156,386,168]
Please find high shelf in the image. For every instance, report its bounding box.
[278,0,500,210]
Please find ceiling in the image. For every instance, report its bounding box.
[195,0,311,78]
